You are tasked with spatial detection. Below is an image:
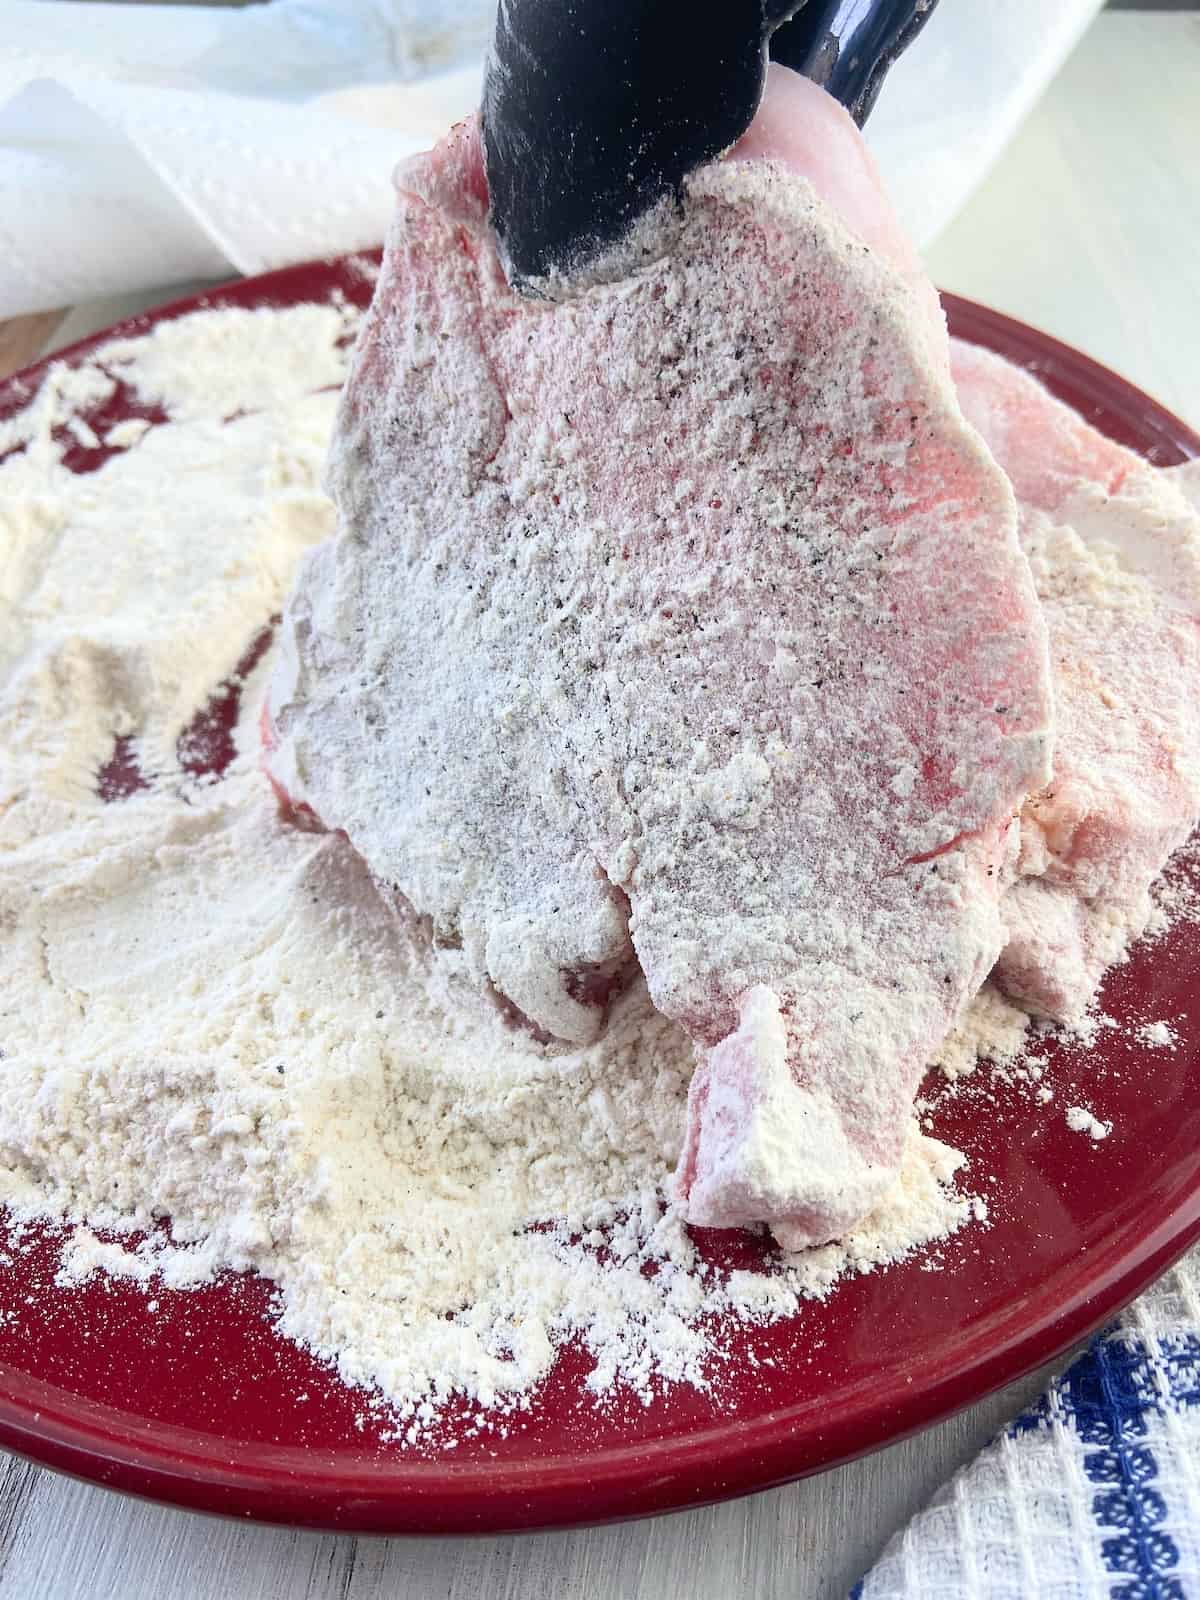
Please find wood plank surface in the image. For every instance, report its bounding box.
[0,311,66,382]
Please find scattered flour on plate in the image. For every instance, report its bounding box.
[0,302,983,1436]
[1136,1020,1179,1050]
[931,982,1033,1079]
[1065,1106,1112,1141]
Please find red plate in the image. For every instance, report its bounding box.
[1,260,1198,1533]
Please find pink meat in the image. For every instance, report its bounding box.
[952,340,1200,1019]
[265,70,1051,1246]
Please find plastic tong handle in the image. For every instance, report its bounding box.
[482,0,938,288]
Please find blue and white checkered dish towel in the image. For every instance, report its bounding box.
[854,1245,1200,1598]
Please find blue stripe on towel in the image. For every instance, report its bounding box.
[1004,1331,1200,1599]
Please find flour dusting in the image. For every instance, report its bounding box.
[1065,1106,1112,1142]
[0,303,983,1435]
[267,128,1052,1254]
[932,983,1033,1079]
[1136,1020,1179,1050]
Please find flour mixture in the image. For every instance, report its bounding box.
[0,302,980,1436]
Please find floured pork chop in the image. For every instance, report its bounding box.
[265,71,1051,1246]
[1166,459,1200,515]
[952,340,1200,1020]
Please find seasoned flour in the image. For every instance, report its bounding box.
[0,303,980,1433]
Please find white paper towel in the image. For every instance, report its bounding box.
[0,0,1102,321]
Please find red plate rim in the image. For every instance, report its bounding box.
[0,258,1197,1534]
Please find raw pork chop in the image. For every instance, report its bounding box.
[265,70,1051,1246]
[952,340,1200,1020]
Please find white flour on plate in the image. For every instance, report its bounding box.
[0,303,981,1435]
[1136,1020,1179,1050]
[1065,1106,1112,1141]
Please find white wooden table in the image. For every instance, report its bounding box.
[2,12,1197,1598]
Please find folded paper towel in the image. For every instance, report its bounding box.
[0,0,1101,322]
